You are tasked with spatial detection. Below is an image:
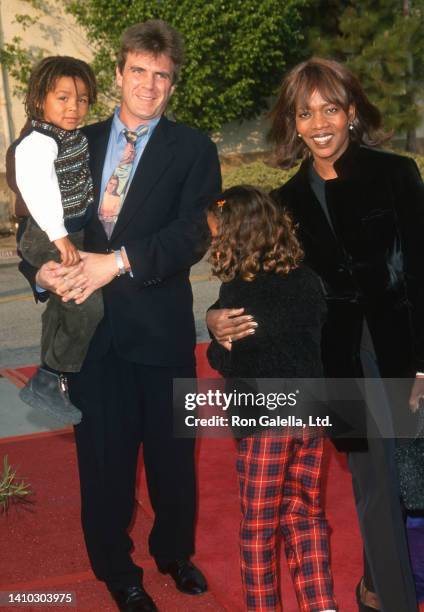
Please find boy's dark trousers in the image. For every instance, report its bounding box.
[19,217,103,372]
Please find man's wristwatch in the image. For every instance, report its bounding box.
[114,249,126,276]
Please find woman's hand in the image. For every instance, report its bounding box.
[206,307,257,350]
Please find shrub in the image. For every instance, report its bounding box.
[0,456,31,513]
[222,151,424,191]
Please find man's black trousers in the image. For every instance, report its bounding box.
[69,347,196,589]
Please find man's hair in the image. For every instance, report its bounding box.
[25,56,97,121]
[117,19,185,83]
[268,57,385,168]
[207,185,303,282]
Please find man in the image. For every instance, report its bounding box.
[21,20,221,612]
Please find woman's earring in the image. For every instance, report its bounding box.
[349,123,354,131]
[297,133,302,139]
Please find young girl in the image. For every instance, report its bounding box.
[207,185,336,612]
[7,56,103,425]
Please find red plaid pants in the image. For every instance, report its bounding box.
[237,431,337,611]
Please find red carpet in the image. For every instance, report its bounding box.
[0,344,421,611]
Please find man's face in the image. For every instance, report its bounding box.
[116,51,175,128]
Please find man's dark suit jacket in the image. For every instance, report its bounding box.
[20,114,221,367]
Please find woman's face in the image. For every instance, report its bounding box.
[295,89,354,166]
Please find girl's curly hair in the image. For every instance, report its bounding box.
[207,185,303,282]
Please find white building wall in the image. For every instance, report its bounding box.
[0,0,93,171]
[211,113,270,156]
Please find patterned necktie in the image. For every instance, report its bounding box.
[99,125,148,238]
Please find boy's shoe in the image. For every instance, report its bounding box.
[19,368,82,425]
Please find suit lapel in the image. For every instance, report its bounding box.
[110,116,176,242]
[88,118,112,207]
[85,118,112,241]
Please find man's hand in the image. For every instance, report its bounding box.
[35,260,87,297]
[409,375,424,412]
[206,307,257,350]
[66,251,118,304]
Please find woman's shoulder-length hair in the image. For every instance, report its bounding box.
[268,57,387,169]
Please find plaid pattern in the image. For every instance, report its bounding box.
[237,431,337,611]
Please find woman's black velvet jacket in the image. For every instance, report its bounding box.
[272,143,424,377]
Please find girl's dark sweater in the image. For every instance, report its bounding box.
[207,265,326,379]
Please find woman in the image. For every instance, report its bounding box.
[207,58,423,611]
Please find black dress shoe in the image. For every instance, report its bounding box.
[158,559,207,595]
[108,585,158,612]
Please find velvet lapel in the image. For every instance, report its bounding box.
[110,115,176,242]
[290,161,339,251]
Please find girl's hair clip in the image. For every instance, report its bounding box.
[216,199,226,210]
